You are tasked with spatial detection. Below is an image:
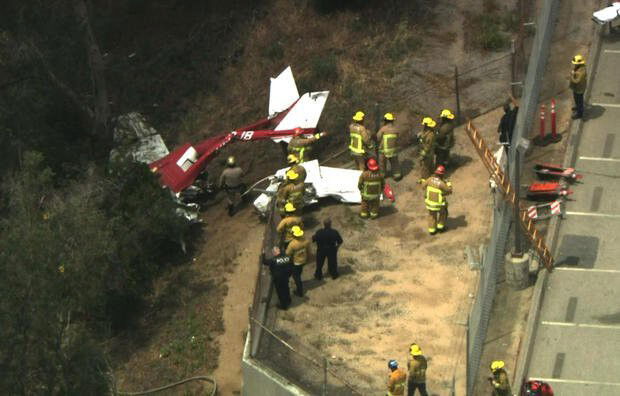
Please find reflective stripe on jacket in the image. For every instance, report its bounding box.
[362,180,382,200]
[349,132,364,154]
[380,133,398,157]
[425,186,444,211]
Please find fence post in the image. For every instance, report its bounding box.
[454,65,462,123]
[323,357,328,396]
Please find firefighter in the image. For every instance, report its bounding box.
[276,169,305,215]
[287,154,307,183]
[219,156,245,216]
[288,127,326,163]
[419,165,452,235]
[435,109,455,167]
[569,54,587,119]
[377,112,402,181]
[285,225,310,297]
[261,246,292,310]
[407,344,428,396]
[276,202,303,248]
[417,117,437,178]
[358,158,385,219]
[349,111,375,171]
[386,360,407,396]
[488,360,512,396]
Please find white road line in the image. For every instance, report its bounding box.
[591,102,620,108]
[565,211,620,218]
[604,49,620,54]
[579,156,620,162]
[556,267,620,274]
[541,321,620,330]
[530,377,620,387]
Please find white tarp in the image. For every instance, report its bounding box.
[268,66,299,118]
[593,3,620,24]
[253,160,363,214]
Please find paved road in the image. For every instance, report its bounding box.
[526,33,620,395]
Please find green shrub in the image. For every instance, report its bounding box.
[474,14,509,51]
[310,53,339,83]
[264,40,284,60]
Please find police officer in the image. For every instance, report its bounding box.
[312,219,343,280]
[219,156,245,216]
[261,246,293,310]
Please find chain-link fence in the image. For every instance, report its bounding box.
[390,51,514,124]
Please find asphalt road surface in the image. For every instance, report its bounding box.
[526,32,620,395]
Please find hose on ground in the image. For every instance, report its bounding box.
[117,375,217,396]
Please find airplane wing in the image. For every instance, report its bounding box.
[272,91,330,143]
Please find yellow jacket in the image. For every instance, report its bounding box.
[286,237,310,265]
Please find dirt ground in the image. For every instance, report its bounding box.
[269,109,507,395]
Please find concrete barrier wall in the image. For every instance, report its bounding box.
[241,329,309,396]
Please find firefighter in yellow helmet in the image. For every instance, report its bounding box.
[358,158,385,219]
[569,54,587,119]
[417,117,437,178]
[287,154,307,184]
[407,344,429,396]
[377,112,402,181]
[276,202,303,248]
[276,169,305,215]
[488,360,512,396]
[349,111,376,171]
[286,225,310,297]
[288,127,326,163]
[435,109,455,167]
[419,165,452,235]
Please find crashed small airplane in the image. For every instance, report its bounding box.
[114,66,391,217]
[149,66,329,193]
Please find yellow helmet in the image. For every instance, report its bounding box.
[410,344,423,356]
[284,202,296,213]
[287,154,300,164]
[286,169,299,180]
[440,109,455,120]
[422,117,437,128]
[291,225,304,237]
[352,111,365,122]
[226,156,236,166]
[572,54,585,65]
[384,112,395,121]
[490,360,505,371]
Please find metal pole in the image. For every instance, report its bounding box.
[323,357,328,396]
[511,39,518,98]
[512,149,523,257]
[454,65,462,124]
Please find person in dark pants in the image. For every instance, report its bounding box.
[497,95,519,155]
[261,246,292,309]
[569,54,587,119]
[312,219,343,280]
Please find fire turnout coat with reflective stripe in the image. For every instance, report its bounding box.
[288,164,307,183]
[348,122,374,156]
[387,368,407,396]
[288,135,320,162]
[436,120,455,150]
[377,123,400,157]
[421,175,452,211]
[277,182,305,207]
[358,170,385,201]
[285,237,310,265]
[418,127,436,158]
[276,216,304,243]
